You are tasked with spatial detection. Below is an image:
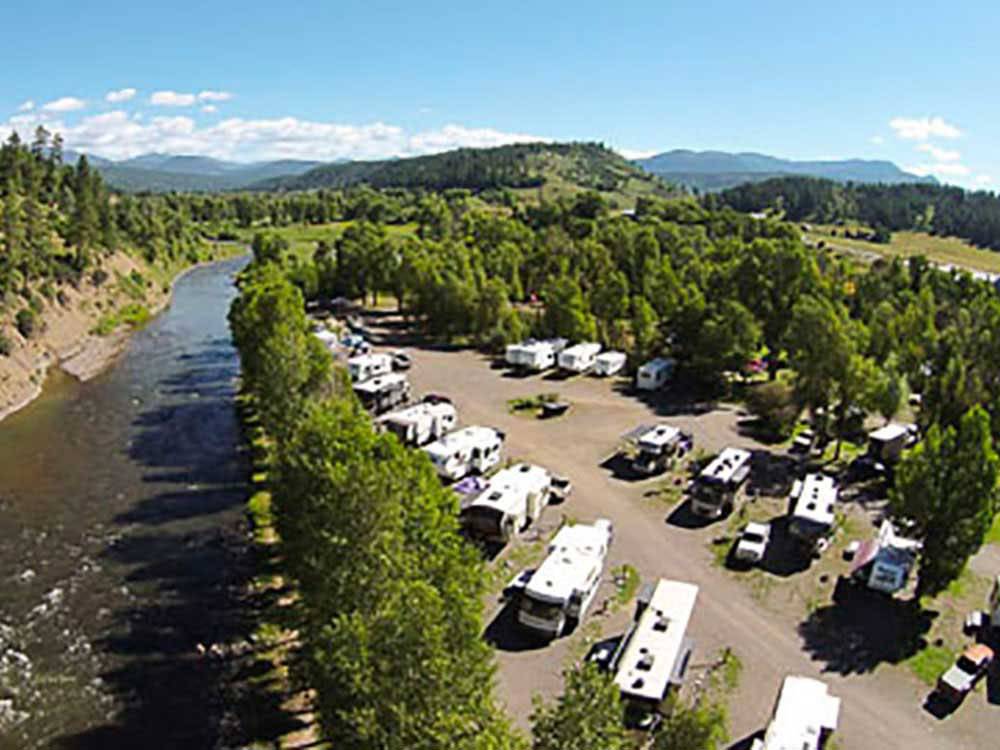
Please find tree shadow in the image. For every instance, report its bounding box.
[727,731,764,750]
[609,380,718,418]
[798,579,938,676]
[665,499,715,529]
[755,516,814,578]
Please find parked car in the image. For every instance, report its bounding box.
[733,521,771,564]
[392,350,412,371]
[936,644,993,704]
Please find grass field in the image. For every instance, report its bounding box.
[805,224,1000,275]
[240,221,419,262]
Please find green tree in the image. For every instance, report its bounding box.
[542,276,597,341]
[652,694,729,750]
[531,663,628,750]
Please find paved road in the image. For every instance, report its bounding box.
[365,321,996,749]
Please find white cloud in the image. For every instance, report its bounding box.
[41,96,86,112]
[201,105,218,114]
[869,135,884,145]
[905,162,972,178]
[917,143,960,162]
[150,90,197,107]
[616,147,658,160]
[17,100,35,112]
[975,175,993,186]
[105,87,137,103]
[197,90,232,102]
[0,111,546,163]
[889,116,961,141]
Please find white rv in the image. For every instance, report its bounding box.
[594,350,627,377]
[752,676,840,750]
[627,424,689,476]
[353,373,411,415]
[849,519,922,595]
[517,519,613,639]
[636,358,675,391]
[422,426,505,482]
[558,342,602,373]
[505,339,568,372]
[612,579,698,725]
[378,400,457,447]
[690,447,752,518]
[461,463,552,543]
[867,423,917,464]
[788,473,838,551]
[312,328,339,351]
[347,352,392,383]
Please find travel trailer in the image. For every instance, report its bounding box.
[690,447,752,518]
[347,352,392,383]
[848,519,922,595]
[594,350,627,377]
[461,463,552,544]
[611,579,699,727]
[353,373,411,415]
[867,423,917,464]
[505,339,568,372]
[636,358,675,391]
[558,342,602,373]
[517,519,613,639]
[752,676,840,750]
[378,399,457,447]
[626,424,691,476]
[422,426,505,482]
[788,473,838,553]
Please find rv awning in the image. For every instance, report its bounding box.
[850,539,880,576]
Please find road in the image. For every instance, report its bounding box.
[364,317,996,749]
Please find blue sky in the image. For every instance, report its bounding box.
[0,0,995,187]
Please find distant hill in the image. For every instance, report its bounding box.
[635,150,936,191]
[256,142,672,204]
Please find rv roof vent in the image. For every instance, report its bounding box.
[653,615,670,632]
[631,677,645,689]
[807,502,817,511]
[637,654,655,671]
[488,492,503,502]
[519,464,530,472]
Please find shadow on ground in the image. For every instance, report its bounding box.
[483,600,551,653]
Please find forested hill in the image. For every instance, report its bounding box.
[716,176,1000,251]
[255,142,672,202]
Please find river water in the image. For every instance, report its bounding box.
[0,256,254,749]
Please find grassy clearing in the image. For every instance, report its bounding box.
[506,392,563,417]
[485,536,548,598]
[986,513,1000,545]
[240,221,419,263]
[611,564,640,606]
[905,644,954,686]
[91,302,151,335]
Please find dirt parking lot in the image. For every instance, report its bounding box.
[357,314,1000,750]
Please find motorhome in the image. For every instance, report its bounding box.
[611,579,698,727]
[347,352,392,383]
[849,519,922,595]
[594,350,627,377]
[353,373,411,415]
[517,519,613,639]
[505,339,568,372]
[625,424,691,476]
[636,358,675,391]
[422,426,505,482]
[690,447,752,518]
[788,473,838,552]
[461,463,552,544]
[751,676,840,750]
[378,399,457,447]
[558,342,602,374]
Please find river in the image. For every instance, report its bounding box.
[0,256,255,749]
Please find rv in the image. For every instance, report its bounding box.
[517,519,613,639]
[611,579,698,727]
[505,339,568,372]
[353,373,411,415]
[312,328,339,351]
[848,519,922,595]
[558,342,602,374]
[347,352,392,383]
[636,358,675,391]
[594,350,627,377]
[690,447,752,518]
[626,424,691,476]
[378,399,457,447]
[788,474,838,552]
[751,676,840,750]
[867,423,916,464]
[461,463,552,544]
[422,426,505,482]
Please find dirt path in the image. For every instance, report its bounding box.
[363,319,996,750]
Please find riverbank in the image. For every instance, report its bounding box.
[0,245,244,424]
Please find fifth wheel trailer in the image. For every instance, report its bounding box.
[422,426,505,482]
[460,463,553,544]
[377,400,457,447]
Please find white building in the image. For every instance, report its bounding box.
[752,676,840,750]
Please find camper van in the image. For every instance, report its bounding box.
[347,352,392,383]
[461,463,552,544]
[690,447,752,518]
[353,373,411,415]
[558,342,602,374]
[848,519,922,595]
[378,399,457,447]
[611,579,698,727]
[594,351,627,377]
[422,426,505,482]
[505,339,568,372]
[752,676,840,750]
[517,519,613,639]
[627,424,691,476]
[636,358,675,391]
[788,474,838,553]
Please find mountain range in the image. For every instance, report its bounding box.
[634,150,937,191]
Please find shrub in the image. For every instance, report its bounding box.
[57,290,71,307]
[0,332,12,356]
[15,309,37,339]
[745,380,800,440]
[91,269,110,287]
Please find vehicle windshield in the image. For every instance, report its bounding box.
[383,421,410,440]
[956,656,979,673]
[742,531,765,544]
[520,595,564,622]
